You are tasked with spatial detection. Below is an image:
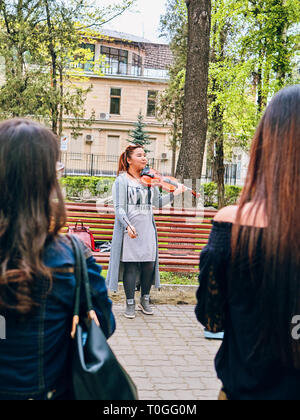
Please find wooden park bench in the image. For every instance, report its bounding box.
[64,203,217,274]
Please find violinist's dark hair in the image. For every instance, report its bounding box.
[231,85,300,368]
[0,119,66,316]
[117,144,144,175]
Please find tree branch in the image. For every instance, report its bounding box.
[76,6,132,30]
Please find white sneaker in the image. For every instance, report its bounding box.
[138,295,154,315]
[124,299,136,319]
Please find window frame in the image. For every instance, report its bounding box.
[101,46,128,75]
[147,90,158,117]
[78,43,95,72]
[110,87,122,115]
[132,53,142,76]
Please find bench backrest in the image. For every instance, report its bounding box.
[64,203,217,273]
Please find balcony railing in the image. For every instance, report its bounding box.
[100,65,169,80]
[69,61,169,80]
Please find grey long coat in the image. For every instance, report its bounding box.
[106,173,174,292]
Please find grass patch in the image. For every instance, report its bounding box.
[101,269,198,286]
[159,272,198,285]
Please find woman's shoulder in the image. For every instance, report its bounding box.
[116,172,127,180]
[214,203,267,228]
[114,172,128,185]
[44,234,94,268]
[214,205,238,224]
[205,208,233,253]
[43,234,75,268]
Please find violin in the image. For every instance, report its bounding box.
[140,167,201,198]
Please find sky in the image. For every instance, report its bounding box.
[101,0,168,44]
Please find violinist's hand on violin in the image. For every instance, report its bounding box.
[173,183,188,196]
[127,225,137,239]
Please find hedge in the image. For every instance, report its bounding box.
[60,176,114,199]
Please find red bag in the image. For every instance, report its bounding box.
[67,221,99,252]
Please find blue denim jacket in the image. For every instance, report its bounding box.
[0,235,116,400]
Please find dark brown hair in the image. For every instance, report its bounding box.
[0,119,66,315]
[231,85,300,367]
[117,144,144,175]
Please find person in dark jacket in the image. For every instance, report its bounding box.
[0,119,115,400]
[195,85,300,400]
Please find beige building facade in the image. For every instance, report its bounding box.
[62,30,174,176]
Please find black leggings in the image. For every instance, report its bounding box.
[123,262,155,300]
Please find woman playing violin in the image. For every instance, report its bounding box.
[106,145,186,319]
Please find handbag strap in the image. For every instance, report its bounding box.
[75,220,84,230]
[69,235,100,338]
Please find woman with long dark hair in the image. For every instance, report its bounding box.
[106,145,186,319]
[0,119,115,400]
[195,85,300,400]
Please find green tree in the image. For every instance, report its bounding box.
[240,0,300,111]
[38,0,135,136]
[0,0,135,135]
[207,0,257,208]
[159,0,299,209]
[127,111,151,153]
[0,0,49,118]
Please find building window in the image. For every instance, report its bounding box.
[110,88,121,115]
[132,53,142,76]
[78,43,95,72]
[101,46,128,75]
[147,91,158,117]
[106,135,120,162]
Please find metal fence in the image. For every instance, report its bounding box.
[60,153,163,177]
[205,164,238,185]
[60,152,238,184]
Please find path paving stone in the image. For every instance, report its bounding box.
[108,304,222,400]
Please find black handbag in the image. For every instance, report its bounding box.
[69,235,138,400]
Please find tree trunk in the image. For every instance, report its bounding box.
[210,18,226,209]
[210,101,224,208]
[171,135,177,177]
[257,56,263,113]
[58,67,64,136]
[176,0,211,206]
[171,112,178,176]
[44,0,58,134]
[213,104,225,209]
[276,0,288,87]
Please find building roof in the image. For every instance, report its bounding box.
[100,29,173,71]
[100,28,169,46]
[100,29,152,44]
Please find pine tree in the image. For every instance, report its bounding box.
[127,112,151,153]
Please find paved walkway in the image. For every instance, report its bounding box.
[108,304,222,400]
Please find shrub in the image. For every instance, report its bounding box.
[202,182,218,208]
[202,182,242,208]
[224,185,242,206]
[60,176,114,199]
